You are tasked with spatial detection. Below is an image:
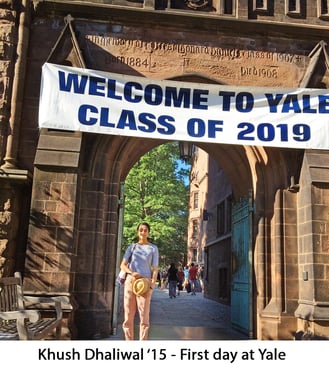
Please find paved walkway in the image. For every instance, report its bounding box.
[108,286,249,340]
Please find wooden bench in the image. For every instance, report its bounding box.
[0,272,63,340]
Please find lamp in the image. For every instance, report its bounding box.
[179,141,193,162]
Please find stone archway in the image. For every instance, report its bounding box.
[23,107,305,340]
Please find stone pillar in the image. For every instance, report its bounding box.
[0,5,16,164]
[22,129,82,339]
[0,3,32,278]
[295,150,329,339]
[259,188,299,340]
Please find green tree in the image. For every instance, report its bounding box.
[123,142,190,267]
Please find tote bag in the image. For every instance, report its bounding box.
[116,244,136,285]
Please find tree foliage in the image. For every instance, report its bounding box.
[123,142,190,267]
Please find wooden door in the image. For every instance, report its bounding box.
[231,192,253,336]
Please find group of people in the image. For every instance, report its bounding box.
[165,262,204,298]
[118,221,204,340]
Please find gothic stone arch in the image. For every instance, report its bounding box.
[22,121,307,340]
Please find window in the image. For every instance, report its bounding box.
[192,220,198,237]
[217,0,234,15]
[223,0,234,14]
[217,201,225,236]
[254,0,267,10]
[193,192,199,209]
[226,195,232,233]
[192,248,197,262]
[252,0,271,15]
[216,196,232,236]
[319,0,329,16]
[286,0,303,17]
[287,0,299,12]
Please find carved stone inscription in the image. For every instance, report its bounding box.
[83,31,307,87]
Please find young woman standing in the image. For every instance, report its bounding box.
[119,222,159,340]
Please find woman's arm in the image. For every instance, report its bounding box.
[120,259,141,279]
[150,266,159,289]
[120,259,131,274]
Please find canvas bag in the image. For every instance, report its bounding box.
[116,244,136,285]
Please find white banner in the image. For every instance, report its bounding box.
[39,63,329,149]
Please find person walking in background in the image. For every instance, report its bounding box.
[189,262,198,295]
[167,262,178,298]
[183,265,191,294]
[177,266,184,296]
[157,270,161,288]
[198,265,205,292]
[161,268,168,289]
[119,222,159,340]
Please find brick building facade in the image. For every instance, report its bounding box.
[187,147,233,305]
[1,0,329,339]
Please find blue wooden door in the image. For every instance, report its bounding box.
[231,192,253,336]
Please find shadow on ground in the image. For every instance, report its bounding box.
[109,287,249,340]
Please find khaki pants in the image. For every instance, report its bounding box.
[122,274,153,340]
